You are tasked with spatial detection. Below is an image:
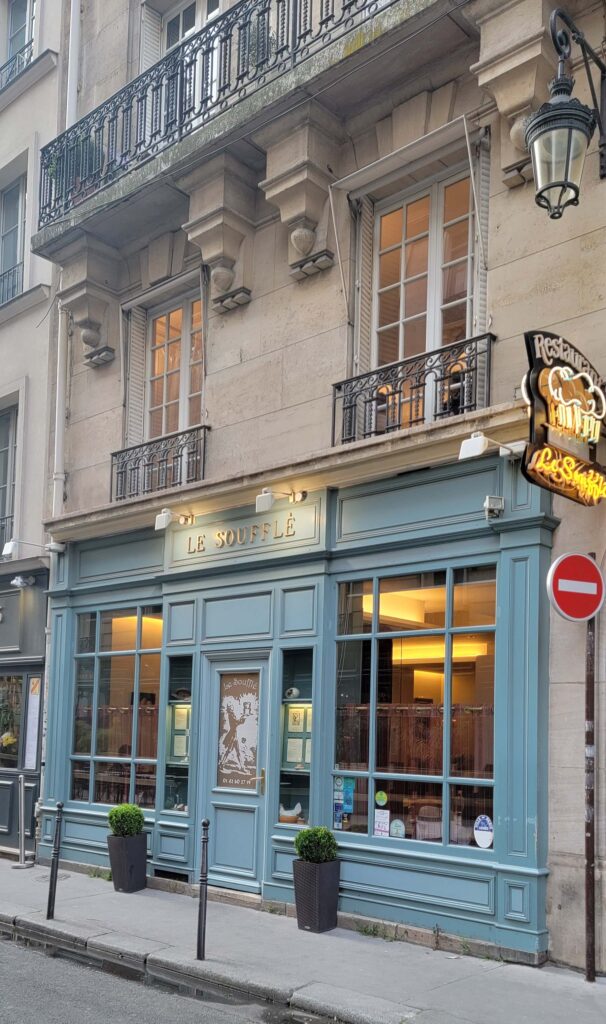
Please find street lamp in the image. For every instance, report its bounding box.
[524,8,606,219]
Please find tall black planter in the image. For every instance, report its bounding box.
[293,858,340,933]
[107,833,147,893]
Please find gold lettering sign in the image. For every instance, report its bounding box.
[526,444,606,507]
[186,511,296,557]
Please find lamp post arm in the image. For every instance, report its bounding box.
[551,8,605,134]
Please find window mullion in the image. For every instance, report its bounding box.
[442,568,454,846]
[425,180,441,354]
[179,300,191,432]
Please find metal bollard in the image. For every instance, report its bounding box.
[196,818,210,960]
[12,775,34,870]
[46,802,64,920]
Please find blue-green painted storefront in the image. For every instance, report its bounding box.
[41,456,555,958]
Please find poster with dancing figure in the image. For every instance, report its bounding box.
[217,673,260,788]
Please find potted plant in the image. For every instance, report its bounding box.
[107,803,147,893]
[292,825,339,933]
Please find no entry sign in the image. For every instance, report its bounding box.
[547,554,605,622]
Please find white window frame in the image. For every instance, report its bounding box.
[7,0,35,60]
[0,404,18,546]
[0,176,25,304]
[145,291,203,441]
[162,0,200,52]
[372,164,475,370]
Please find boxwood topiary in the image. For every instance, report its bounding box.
[108,803,145,837]
[293,825,338,863]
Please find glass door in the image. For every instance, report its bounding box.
[0,672,42,851]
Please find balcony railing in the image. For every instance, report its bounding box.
[0,514,14,555]
[0,264,23,307]
[332,334,495,445]
[39,0,398,227]
[0,40,34,93]
[110,426,209,502]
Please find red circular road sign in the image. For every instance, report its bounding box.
[547,553,605,622]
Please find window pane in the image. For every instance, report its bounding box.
[442,303,467,345]
[376,638,444,774]
[405,237,428,278]
[333,775,368,834]
[166,372,180,402]
[191,299,202,328]
[1,231,18,271]
[96,656,135,756]
[189,363,202,395]
[378,288,400,327]
[404,277,427,318]
[402,317,426,358]
[74,659,94,754]
[451,633,495,779]
[9,0,28,33]
[450,785,493,847]
[138,653,160,758]
[183,3,196,32]
[94,761,131,805]
[166,402,179,434]
[167,341,181,370]
[405,196,429,238]
[443,220,468,263]
[100,609,137,651]
[379,249,400,289]
[166,14,180,48]
[380,209,402,249]
[453,567,496,627]
[377,327,399,366]
[135,765,156,808]
[379,573,446,631]
[71,761,90,802]
[442,262,467,305]
[0,675,22,768]
[152,315,167,344]
[149,408,163,438]
[168,307,182,338]
[77,613,96,654]
[444,178,470,222]
[141,607,163,649]
[279,649,313,826]
[190,330,202,362]
[152,347,165,375]
[189,395,201,425]
[373,780,442,841]
[335,640,370,770]
[150,378,163,407]
[2,185,20,232]
[338,580,373,634]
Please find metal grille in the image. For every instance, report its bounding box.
[0,264,23,307]
[110,426,208,501]
[0,40,34,93]
[0,514,14,555]
[39,0,400,226]
[332,333,495,445]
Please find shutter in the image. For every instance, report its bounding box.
[140,3,162,72]
[473,130,490,335]
[125,307,147,447]
[355,194,374,376]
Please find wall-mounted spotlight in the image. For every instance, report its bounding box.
[255,488,308,514]
[154,508,194,531]
[2,538,66,558]
[10,576,36,589]
[458,432,526,462]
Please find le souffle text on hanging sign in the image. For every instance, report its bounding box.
[521,330,606,506]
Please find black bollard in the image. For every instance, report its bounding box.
[196,818,210,960]
[46,802,64,921]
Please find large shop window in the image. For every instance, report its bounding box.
[148,296,203,439]
[71,607,163,807]
[279,649,313,826]
[334,567,495,848]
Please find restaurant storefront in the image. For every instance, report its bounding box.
[40,454,553,961]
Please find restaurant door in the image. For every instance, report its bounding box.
[0,671,43,852]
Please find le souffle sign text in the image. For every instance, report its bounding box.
[169,501,321,568]
[522,331,606,506]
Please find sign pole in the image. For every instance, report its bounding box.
[584,555,596,983]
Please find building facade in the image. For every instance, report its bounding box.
[32,0,606,970]
[0,0,61,853]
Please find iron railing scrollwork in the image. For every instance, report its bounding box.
[0,514,14,555]
[110,426,209,501]
[39,0,399,226]
[332,334,495,445]
[0,40,34,93]
[0,264,23,307]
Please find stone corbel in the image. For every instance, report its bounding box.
[57,234,122,365]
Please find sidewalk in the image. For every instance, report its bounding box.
[0,858,604,1024]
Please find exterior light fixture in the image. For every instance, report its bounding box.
[10,575,36,588]
[255,488,308,514]
[154,508,174,531]
[2,538,65,558]
[524,8,605,219]
[458,431,526,461]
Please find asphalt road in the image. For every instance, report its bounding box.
[0,940,321,1024]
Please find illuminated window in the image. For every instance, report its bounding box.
[148,296,203,438]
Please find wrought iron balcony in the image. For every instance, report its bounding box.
[0,514,14,557]
[110,426,209,502]
[39,0,399,227]
[0,40,34,93]
[332,334,495,445]
[0,264,23,307]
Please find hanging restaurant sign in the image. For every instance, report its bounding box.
[521,331,606,506]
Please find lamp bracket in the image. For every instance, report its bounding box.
[550,8,606,175]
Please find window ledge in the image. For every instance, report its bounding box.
[0,49,58,114]
[0,284,51,326]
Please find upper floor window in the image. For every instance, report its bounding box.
[375,171,474,368]
[165,0,197,50]
[140,0,221,71]
[0,405,17,549]
[148,296,203,438]
[7,0,34,59]
[0,178,25,305]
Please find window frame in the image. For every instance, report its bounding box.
[162,0,199,52]
[145,290,204,441]
[372,164,475,370]
[0,404,18,538]
[332,561,497,853]
[0,176,26,303]
[7,0,34,60]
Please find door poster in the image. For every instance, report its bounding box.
[217,672,260,789]
[23,677,41,771]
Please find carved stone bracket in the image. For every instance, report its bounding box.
[57,234,122,365]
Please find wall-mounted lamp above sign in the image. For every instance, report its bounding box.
[521,330,606,505]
